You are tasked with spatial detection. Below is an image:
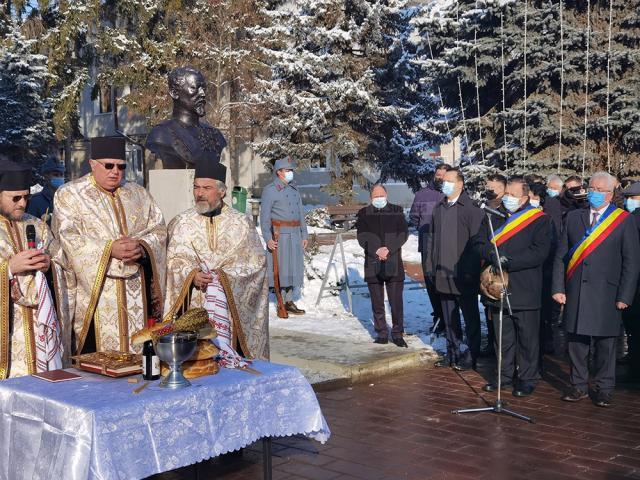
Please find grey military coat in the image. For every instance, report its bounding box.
[260,176,308,288]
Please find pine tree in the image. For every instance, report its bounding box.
[413,0,640,178]
[0,18,54,167]
[252,0,444,199]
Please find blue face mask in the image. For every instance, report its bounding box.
[625,198,640,213]
[502,195,521,213]
[50,177,65,188]
[441,181,455,197]
[372,197,387,209]
[529,199,541,208]
[284,171,294,183]
[546,188,560,198]
[587,191,607,209]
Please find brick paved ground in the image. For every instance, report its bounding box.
[151,356,640,480]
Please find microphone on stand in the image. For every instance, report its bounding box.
[480,203,507,219]
[26,225,37,250]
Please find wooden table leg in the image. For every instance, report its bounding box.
[262,437,272,480]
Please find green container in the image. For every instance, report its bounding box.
[231,186,248,213]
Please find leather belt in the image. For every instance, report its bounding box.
[271,220,301,227]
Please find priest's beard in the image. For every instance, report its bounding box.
[195,198,221,215]
[0,204,24,221]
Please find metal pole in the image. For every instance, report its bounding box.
[337,233,353,313]
[262,437,272,480]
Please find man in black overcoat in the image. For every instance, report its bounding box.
[475,178,552,396]
[425,167,483,369]
[552,172,640,407]
[620,182,640,382]
[356,184,409,347]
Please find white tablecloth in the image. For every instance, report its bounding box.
[0,361,330,480]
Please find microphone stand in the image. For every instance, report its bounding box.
[451,210,535,423]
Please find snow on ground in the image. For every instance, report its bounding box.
[267,232,448,352]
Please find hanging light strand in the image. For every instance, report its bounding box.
[557,0,564,173]
[473,0,485,164]
[522,0,528,170]
[581,0,592,180]
[605,0,613,173]
[501,10,508,173]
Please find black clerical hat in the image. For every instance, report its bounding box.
[0,151,31,191]
[91,137,126,161]
[195,151,227,183]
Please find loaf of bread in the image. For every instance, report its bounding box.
[161,358,218,379]
[189,340,219,361]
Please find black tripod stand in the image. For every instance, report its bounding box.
[451,211,535,424]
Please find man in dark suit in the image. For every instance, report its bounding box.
[426,167,483,370]
[475,178,552,396]
[356,184,409,347]
[621,182,640,382]
[409,163,449,333]
[552,172,640,407]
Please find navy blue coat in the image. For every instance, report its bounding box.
[26,185,54,225]
[552,206,640,336]
[409,183,444,252]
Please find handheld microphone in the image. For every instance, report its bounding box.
[480,203,507,219]
[26,225,36,249]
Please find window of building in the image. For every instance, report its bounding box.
[97,84,113,114]
[309,151,330,172]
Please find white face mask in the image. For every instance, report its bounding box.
[284,171,294,183]
[502,195,521,213]
[441,181,456,197]
[529,199,541,208]
[372,197,388,209]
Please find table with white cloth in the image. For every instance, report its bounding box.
[0,361,330,480]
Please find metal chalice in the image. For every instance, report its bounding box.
[156,331,198,389]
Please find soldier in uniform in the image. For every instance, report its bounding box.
[260,157,308,318]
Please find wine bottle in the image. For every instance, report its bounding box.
[142,318,160,380]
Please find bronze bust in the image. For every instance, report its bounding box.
[146,67,227,169]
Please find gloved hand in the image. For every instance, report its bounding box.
[489,251,509,273]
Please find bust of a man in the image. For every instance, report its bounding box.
[146,67,227,169]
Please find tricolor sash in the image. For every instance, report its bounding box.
[491,205,545,247]
[565,204,629,279]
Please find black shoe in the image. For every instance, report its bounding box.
[483,382,512,392]
[513,385,535,397]
[285,301,305,315]
[434,359,451,368]
[373,337,389,345]
[561,388,588,402]
[392,337,408,348]
[452,361,473,372]
[592,391,612,408]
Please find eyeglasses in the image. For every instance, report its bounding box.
[98,162,127,171]
[7,194,30,203]
[587,187,612,193]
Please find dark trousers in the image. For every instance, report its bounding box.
[567,333,617,394]
[440,293,481,363]
[367,281,404,339]
[420,251,442,322]
[622,297,640,376]
[492,308,540,387]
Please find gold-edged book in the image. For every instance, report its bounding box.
[72,351,142,378]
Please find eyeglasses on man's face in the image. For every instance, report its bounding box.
[97,161,127,171]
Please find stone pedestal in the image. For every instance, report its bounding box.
[148,169,195,223]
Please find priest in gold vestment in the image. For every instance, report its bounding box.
[54,137,167,354]
[164,154,269,360]
[0,150,63,379]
